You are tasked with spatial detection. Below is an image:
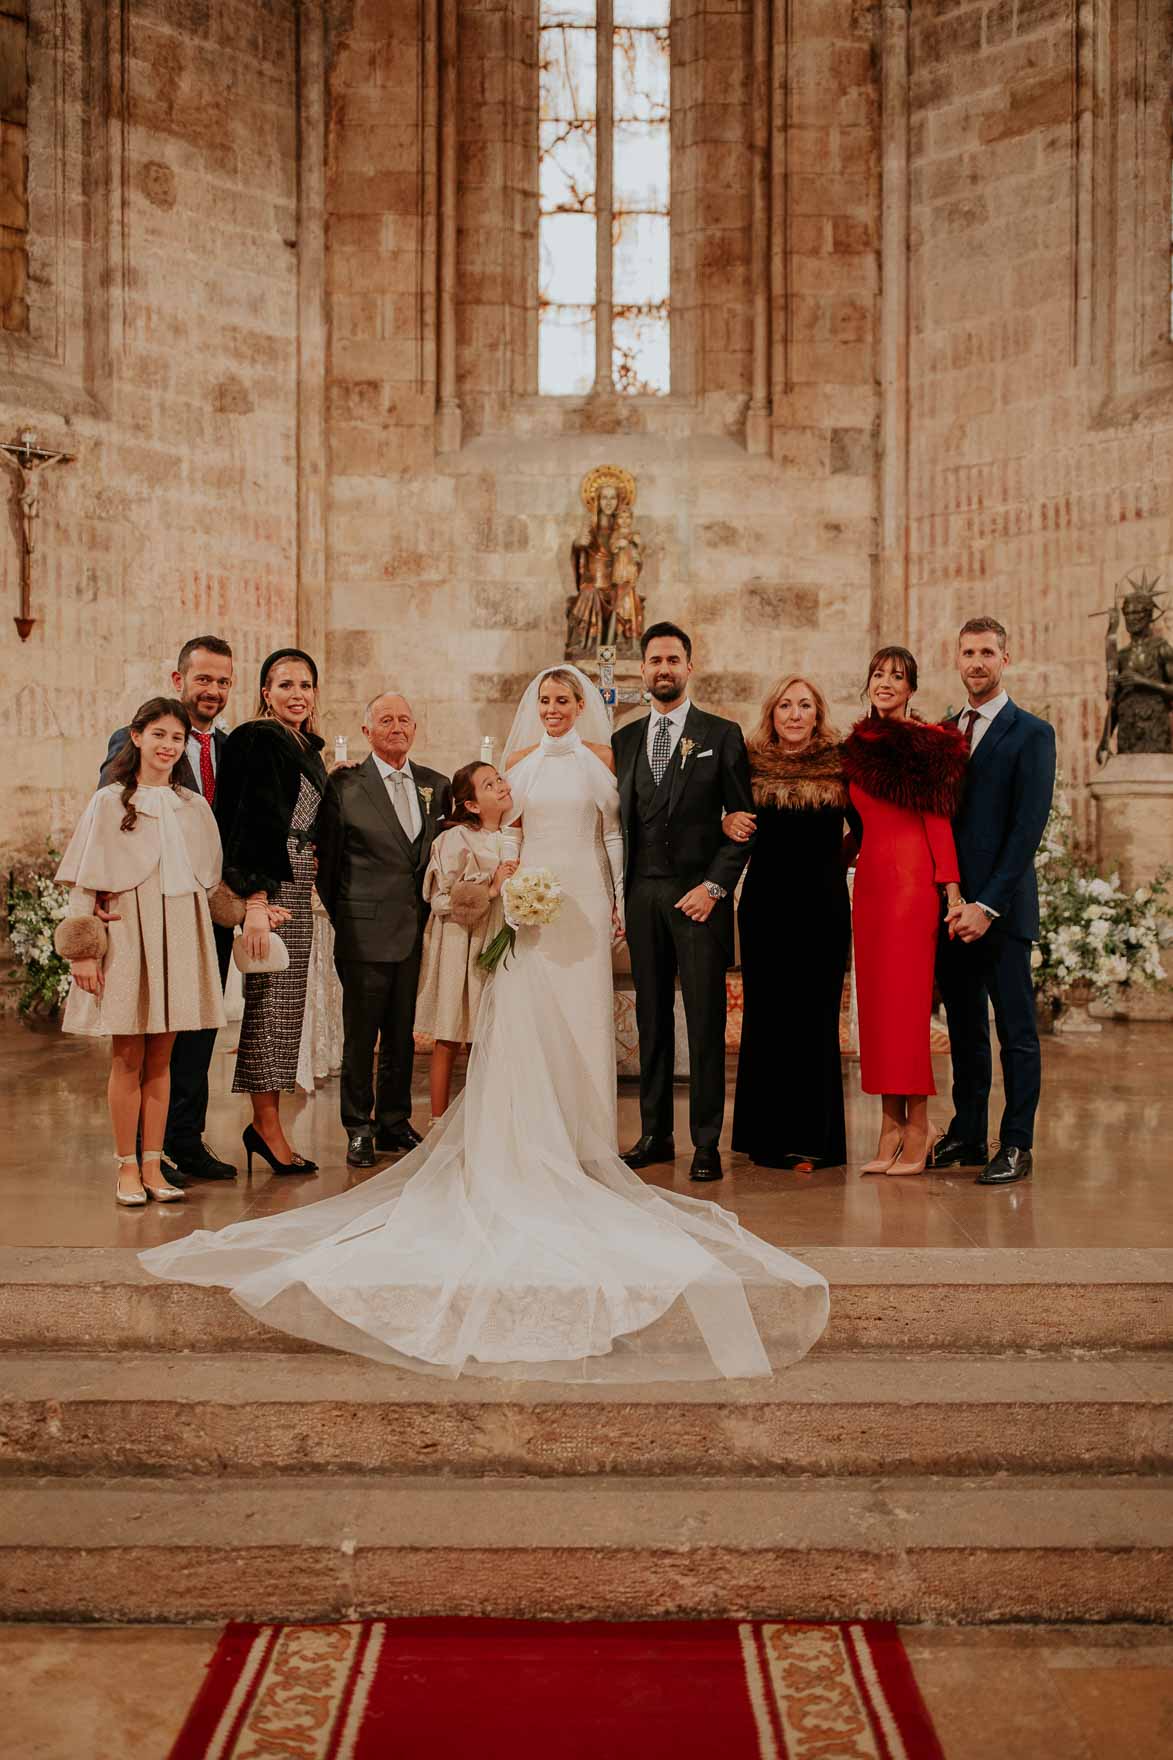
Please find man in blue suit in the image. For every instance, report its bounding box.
[934,618,1056,1186]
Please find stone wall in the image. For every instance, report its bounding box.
[903,0,1173,840]
[0,0,300,863]
[323,0,882,780]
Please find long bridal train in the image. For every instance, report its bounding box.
[141,669,829,1382]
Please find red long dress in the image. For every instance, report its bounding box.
[850,783,959,1096]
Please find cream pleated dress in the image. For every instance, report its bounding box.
[56,783,227,1037]
[414,823,505,1044]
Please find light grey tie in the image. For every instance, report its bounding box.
[386,768,415,838]
[651,715,672,785]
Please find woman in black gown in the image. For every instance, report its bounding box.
[725,676,850,1169]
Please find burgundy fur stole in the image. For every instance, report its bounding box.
[842,715,968,816]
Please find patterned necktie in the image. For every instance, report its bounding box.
[650,714,672,785]
[192,730,215,804]
[386,767,415,838]
[962,709,980,749]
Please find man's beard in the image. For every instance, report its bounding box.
[648,678,682,702]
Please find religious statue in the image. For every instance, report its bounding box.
[1095,573,1173,764]
[0,427,76,640]
[566,464,645,661]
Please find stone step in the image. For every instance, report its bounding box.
[1,1351,1170,1479]
[2,1247,1170,1356]
[2,1473,1170,1624]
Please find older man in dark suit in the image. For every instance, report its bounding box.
[100,635,236,1184]
[315,691,452,1168]
[936,617,1056,1187]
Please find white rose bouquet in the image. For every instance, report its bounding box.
[477,866,563,974]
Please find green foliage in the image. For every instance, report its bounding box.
[6,848,72,1016]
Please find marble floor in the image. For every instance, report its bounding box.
[2,1014,1171,1253]
[0,1621,1170,1759]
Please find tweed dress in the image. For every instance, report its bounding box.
[233,773,320,1094]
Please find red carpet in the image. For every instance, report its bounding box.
[169,1617,945,1760]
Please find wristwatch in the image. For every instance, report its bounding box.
[703,881,726,900]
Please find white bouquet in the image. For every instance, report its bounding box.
[478,866,563,973]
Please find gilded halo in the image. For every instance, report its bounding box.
[580,464,637,513]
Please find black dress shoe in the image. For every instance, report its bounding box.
[346,1132,377,1169]
[689,1148,723,1182]
[165,1141,237,1181]
[976,1146,1033,1186]
[930,1134,988,1170]
[375,1124,422,1154]
[621,1134,676,1170]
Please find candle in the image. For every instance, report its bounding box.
[333,734,348,765]
[480,735,494,764]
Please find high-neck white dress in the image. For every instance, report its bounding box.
[141,735,828,1381]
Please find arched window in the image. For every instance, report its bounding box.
[538,0,670,396]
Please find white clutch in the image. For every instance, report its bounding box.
[232,932,290,975]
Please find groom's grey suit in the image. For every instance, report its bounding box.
[316,754,452,1138]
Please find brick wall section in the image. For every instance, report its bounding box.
[0,0,299,860]
[906,0,1173,840]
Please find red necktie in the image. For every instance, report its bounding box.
[962,709,980,749]
[193,730,215,804]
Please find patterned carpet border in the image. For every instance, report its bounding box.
[168,1616,946,1760]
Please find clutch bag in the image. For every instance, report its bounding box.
[232,932,290,975]
[448,878,492,930]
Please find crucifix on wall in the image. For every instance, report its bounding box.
[0,429,76,640]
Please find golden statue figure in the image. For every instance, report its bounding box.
[566,464,645,661]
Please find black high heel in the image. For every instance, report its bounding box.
[242,1124,318,1176]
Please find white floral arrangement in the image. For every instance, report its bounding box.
[6,849,72,1015]
[1034,781,1169,1004]
[477,866,563,974]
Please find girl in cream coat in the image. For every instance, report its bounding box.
[56,697,227,1205]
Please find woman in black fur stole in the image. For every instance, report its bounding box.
[723,676,851,1169]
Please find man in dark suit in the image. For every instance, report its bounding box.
[612,622,755,1182]
[936,617,1056,1186]
[100,635,237,1184]
[315,691,452,1168]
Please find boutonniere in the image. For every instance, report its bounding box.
[679,738,696,766]
[418,785,434,815]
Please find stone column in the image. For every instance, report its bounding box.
[1089,754,1173,1020]
[296,0,327,661]
[876,0,910,646]
[595,0,614,395]
[436,0,462,451]
[746,0,771,454]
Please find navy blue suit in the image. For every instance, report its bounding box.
[936,698,1055,1149]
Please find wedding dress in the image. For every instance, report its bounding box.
[140,669,829,1381]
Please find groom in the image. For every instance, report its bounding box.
[613,622,755,1181]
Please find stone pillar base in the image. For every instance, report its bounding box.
[1088,753,1173,1020]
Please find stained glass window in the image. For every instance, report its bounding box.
[538,0,670,396]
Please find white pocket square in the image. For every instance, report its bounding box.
[697,749,714,758]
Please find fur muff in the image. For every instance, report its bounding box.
[842,715,968,816]
[208,882,247,928]
[749,737,848,812]
[54,915,108,963]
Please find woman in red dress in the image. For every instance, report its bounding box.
[843,648,968,1175]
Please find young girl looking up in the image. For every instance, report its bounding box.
[55,697,228,1206]
[415,762,516,1121]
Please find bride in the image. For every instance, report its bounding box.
[140,666,829,1381]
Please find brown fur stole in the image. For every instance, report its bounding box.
[748,737,848,811]
[842,715,968,816]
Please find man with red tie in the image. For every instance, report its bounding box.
[100,636,236,1183]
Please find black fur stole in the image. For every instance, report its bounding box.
[842,715,968,816]
[749,737,848,811]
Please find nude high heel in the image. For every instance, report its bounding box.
[861,1137,903,1175]
[886,1130,944,1178]
[114,1153,147,1207]
[140,1149,185,1202]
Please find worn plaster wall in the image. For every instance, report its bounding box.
[0,0,299,862]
